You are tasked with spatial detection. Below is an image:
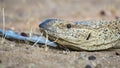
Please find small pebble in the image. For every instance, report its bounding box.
[85,64,92,68]
[88,55,96,60]
[100,10,106,16]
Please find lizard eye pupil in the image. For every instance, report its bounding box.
[66,24,71,29]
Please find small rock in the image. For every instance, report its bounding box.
[100,10,106,16]
[88,55,96,60]
[85,64,92,68]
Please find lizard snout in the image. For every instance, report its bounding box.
[39,18,59,28]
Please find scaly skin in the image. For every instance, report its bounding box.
[39,19,120,51]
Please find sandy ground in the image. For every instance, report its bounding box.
[0,0,120,68]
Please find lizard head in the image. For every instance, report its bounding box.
[39,18,95,40]
[39,18,120,51]
[39,18,89,50]
[39,18,84,39]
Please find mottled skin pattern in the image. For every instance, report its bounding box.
[39,19,120,51]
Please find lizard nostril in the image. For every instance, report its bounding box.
[66,24,71,29]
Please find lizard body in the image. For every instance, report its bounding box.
[39,19,120,51]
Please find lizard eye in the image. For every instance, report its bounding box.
[66,24,71,29]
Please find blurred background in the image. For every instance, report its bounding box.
[0,0,120,31]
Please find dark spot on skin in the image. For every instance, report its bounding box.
[85,65,92,68]
[99,34,101,36]
[20,32,28,37]
[66,24,71,29]
[100,10,106,16]
[115,52,120,56]
[115,27,118,29]
[88,55,96,60]
[104,29,108,32]
[103,31,107,34]
[86,33,91,40]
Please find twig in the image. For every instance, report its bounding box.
[2,8,5,33]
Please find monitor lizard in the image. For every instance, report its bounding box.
[39,18,120,51]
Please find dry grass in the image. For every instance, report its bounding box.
[1,8,5,44]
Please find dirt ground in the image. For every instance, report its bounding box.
[0,0,120,68]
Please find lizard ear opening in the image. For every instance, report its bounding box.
[66,24,71,29]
